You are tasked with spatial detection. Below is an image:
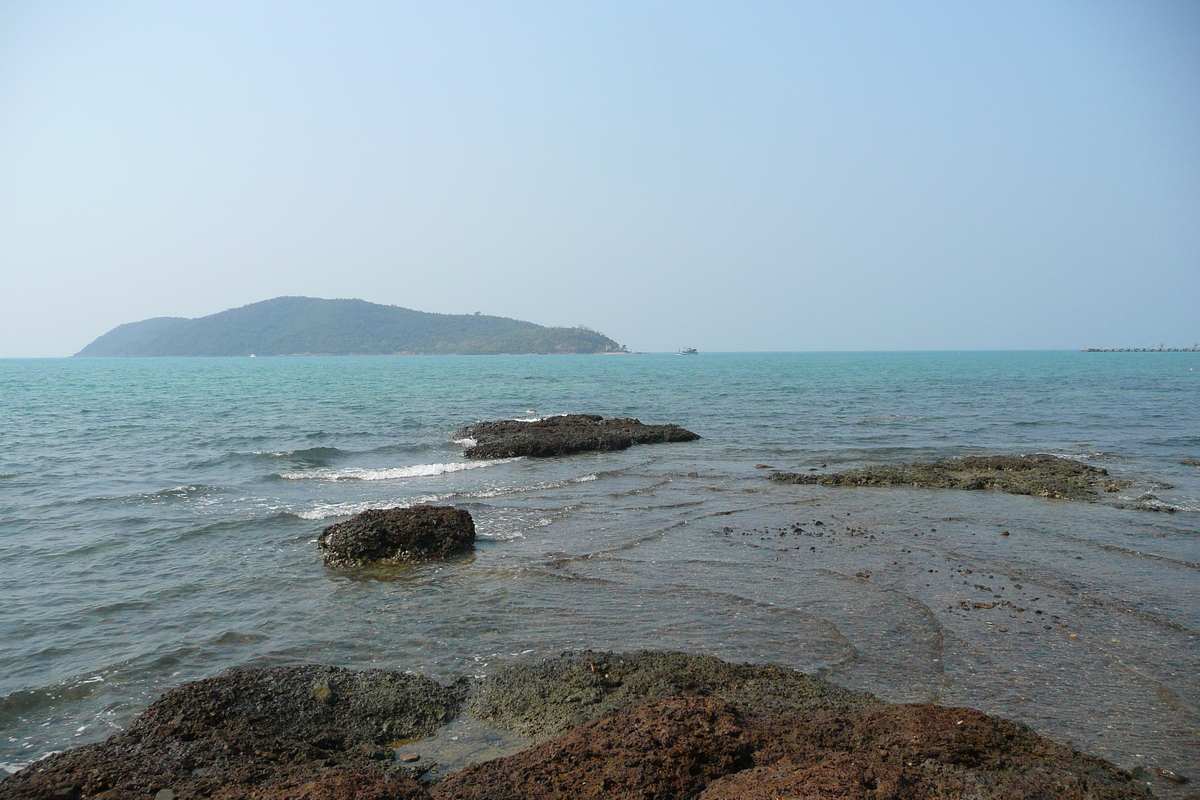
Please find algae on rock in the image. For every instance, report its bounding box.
[770,454,1130,501]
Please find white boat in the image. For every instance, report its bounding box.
[676,347,698,355]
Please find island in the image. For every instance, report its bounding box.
[73,297,627,357]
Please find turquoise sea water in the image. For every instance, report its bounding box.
[1,352,1197,787]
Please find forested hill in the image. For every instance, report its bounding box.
[74,297,624,357]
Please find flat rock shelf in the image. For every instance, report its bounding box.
[770,454,1131,502]
[454,415,700,459]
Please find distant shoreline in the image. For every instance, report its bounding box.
[1082,347,1198,352]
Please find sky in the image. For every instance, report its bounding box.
[1,1,1198,356]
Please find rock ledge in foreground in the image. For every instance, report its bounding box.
[319,506,475,566]
[454,414,700,459]
[0,652,1158,800]
[0,665,463,800]
[444,649,1153,800]
[770,454,1130,501]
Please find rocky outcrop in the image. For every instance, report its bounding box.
[440,694,1152,800]
[0,665,464,800]
[318,506,475,567]
[450,650,1151,799]
[436,695,756,800]
[454,415,700,459]
[770,454,1130,501]
[0,652,1159,800]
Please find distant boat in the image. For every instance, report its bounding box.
[676,347,698,355]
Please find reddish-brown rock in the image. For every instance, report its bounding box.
[705,704,1152,800]
[433,695,755,800]
[0,653,1156,800]
[434,698,1152,800]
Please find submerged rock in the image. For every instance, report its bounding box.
[318,506,475,567]
[770,454,1130,501]
[0,665,464,800]
[453,414,700,459]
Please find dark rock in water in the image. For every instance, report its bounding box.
[453,414,699,459]
[318,506,475,566]
[770,454,1130,501]
[0,665,463,800]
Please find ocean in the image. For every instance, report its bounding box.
[1,352,1197,787]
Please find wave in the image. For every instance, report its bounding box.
[188,446,350,470]
[1046,451,1127,462]
[192,443,435,471]
[0,671,110,721]
[290,473,601,521]
[293,495,448,521]
[477,504,585,541]
[252,446,345,463]
[452,473,600,501]
[504,412,570,423]
[277,458,520,482]
[150,483,225,498]
[1111,497,1200,514]
[78,484,227,505]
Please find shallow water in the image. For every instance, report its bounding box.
[1,352,1197,793]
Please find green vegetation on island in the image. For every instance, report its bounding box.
[74,297,626,357]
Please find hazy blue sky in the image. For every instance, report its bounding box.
[2,1,1197,356]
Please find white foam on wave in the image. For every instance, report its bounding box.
[1110,489,1200,513]
[1125,497,1199,513]
[296,493,449,521]
[1047,451,1124,462]
[296,501,378,521]
[453,437,477,447]
[292,473,601,521]
[1,750,62,775]
[456,473,600,500]
[510,412,570,423]
[279,458,520,482]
